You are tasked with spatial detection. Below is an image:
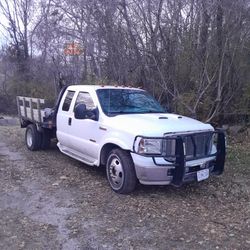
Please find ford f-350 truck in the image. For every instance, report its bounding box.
[17,85,226,193]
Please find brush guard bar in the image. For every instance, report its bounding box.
[133,130,226,186]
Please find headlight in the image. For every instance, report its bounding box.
[136,138,162,155]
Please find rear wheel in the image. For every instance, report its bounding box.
[25,124,41,151]
[106,149,137,194]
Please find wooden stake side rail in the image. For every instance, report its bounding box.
[16,96,45,123]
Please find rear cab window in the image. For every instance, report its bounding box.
[62,91,75,111]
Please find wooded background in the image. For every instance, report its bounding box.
[0,0,250,123]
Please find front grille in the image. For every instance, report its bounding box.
[185,133,213,160]
[163,132,213,162]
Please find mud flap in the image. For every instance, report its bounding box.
[213,131,226,175]
[172,137,186,186]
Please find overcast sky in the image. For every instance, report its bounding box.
[0,12,9,46]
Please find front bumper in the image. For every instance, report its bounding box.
[131,130,226,186]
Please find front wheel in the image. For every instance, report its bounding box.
[106,149,137,194]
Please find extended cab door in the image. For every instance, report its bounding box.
[57,90,76,147]
[68,91,101,162]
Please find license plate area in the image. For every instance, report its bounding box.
[197,169,209,182]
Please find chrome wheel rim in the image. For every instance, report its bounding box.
[107,155,124,190]
[26,129,33,147]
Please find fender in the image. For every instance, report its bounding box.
[97,136,134,166]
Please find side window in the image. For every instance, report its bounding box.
[75,92,95,110]
[62,91,75,111]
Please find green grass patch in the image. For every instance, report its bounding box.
[226,136,250,175]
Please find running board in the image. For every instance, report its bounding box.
[57,143,97,166]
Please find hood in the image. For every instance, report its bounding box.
[104,113,213,137]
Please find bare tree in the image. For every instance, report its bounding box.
[0,0,250,121]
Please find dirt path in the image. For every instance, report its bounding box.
[0,126,249,250]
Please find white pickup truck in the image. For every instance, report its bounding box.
[17,85,226,193]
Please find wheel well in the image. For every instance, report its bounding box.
[100,143,120,166]
[21,119,32,128]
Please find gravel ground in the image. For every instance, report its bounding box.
[0,124,249,250]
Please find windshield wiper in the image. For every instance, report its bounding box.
[139,110,166,113]
[107,110,166,116]
[107,111,131,116]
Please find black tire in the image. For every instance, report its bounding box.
[25,124,41,151]
[106,149,137,194]
[40,129,51,150]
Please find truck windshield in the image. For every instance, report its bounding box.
[96,89,166,116]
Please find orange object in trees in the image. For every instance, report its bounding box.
[64,42,84,56]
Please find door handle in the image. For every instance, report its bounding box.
[68,117,72,126]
